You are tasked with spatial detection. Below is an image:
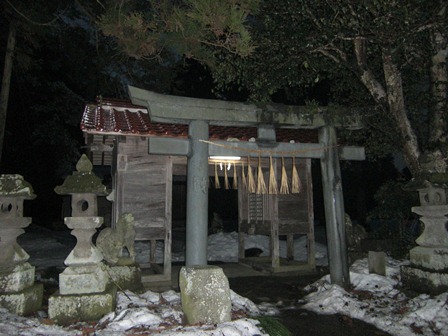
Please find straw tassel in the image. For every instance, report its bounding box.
[241,160,247,190]
[224,162,230,189]
[214,163,220,189]
[256,155,268,194]
[247,157,256,193]
[233,162,238,189]
[268,156,278,194]
[280,157,290,194]
[291,157,302,193]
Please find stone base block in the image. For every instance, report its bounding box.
[107,264,143,292]
[0,283,43,315]
[401,265,448,295]
[179,265,231,325]
[59,264,107,295]
[0,263,35,293]
[48,285,116,325]
[410,246,448,271]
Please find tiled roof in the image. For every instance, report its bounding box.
[81,97,318,143]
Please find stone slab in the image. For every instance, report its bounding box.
[48,285,116,325]
[64,216,103,229]
[179,265,231,325]
[64,245,103,266]
[0,262,35,293]
[107,264,143,292]
[410,246,448,270]
[59,264,107,295]
[401,265,448,295]
[412,205,448,246]
[0,283,43,315]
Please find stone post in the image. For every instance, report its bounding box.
[401,184,448,294]
[0,174,43,315]
[179,265,231,325]
[48,154,116,324]
[319,126,350,287]
[186,120,209,266]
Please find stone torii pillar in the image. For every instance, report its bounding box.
[319,126,350,287]
[186,120,209,265]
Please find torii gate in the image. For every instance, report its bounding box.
[129,86,365,287]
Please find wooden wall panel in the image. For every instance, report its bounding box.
[115,137,173,234]
[110,137,173,282]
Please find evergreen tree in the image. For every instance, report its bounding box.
[96,0,448,185]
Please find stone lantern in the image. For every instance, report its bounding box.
[48,154,116,324]
[401,183,448,294]
[0,174,43,315]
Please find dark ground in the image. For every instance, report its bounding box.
[228,273,391,336]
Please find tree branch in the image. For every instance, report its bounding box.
[382,51,421,175]
[5,0,61,26]
[74,0,97,22]
[197,39,240,55]
[353,37,387,105]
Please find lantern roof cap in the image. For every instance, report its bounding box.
[54,155,109,195]
[0,174,36,199]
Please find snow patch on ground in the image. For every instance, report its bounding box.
[0,289,269,336]
[303,258,448,336]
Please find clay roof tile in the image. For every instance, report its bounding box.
[81,98,318,143]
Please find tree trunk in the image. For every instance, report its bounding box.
[429,4,448,145]
[353,37,421,175]
[353,37,387,105]
[425,4,448,174]
[381,51,421,176]
[0,22,16,164]
[429,29,448,145]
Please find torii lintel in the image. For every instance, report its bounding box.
[128,86,363,130]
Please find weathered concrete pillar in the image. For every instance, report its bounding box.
[49,155,116,325]
[186,120,209,266]
[319,126,350,287]
[402,185,448,294]
[179,265,231,324]
[0,174,43,315]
